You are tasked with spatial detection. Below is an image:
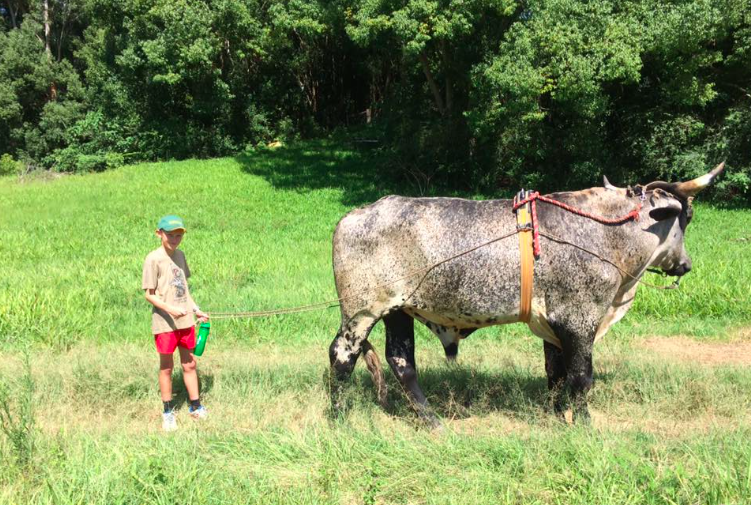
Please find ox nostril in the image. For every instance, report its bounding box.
[677,260,692,275]
[684,258,692,273]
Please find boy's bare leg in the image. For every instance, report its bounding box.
[178,346,199,401]
[159,353,174,401]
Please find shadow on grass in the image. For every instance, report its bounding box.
[236,140,751,209]
[355,364,618,422]
[376,367,549,420]
[172,370,215,411]
[235,139,412,207]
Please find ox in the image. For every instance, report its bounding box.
[328,164,724,425]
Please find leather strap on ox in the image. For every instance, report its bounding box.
[511,189,643,324]
[513,190,534,323]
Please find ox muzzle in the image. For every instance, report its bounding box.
[662,257,692,278]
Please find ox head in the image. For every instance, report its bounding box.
[607,163,725,278]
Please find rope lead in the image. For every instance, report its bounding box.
[211,195,676,319]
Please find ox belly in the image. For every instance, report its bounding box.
[403,295,563,349]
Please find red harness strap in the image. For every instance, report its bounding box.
[512,192,642,257]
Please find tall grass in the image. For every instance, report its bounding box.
[4,427,751,505]
[0,351,35,466]
[1,340,751,504]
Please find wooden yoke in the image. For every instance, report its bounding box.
[513,190,534,323]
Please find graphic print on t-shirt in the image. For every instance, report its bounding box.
[171,266,187,298]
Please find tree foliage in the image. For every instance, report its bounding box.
[0,0,749,201]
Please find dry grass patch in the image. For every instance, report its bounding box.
[589,407,751,436]
[731,325,751,341]
[641,335,751,366]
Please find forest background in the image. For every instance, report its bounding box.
[1,0,750,201]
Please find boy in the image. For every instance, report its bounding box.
[142,215,209,431]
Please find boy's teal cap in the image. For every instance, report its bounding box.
[157,215,186,232]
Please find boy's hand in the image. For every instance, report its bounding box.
[167,306,188,318]
[196,309,209,323]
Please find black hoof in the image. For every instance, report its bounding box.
[327,369,350,418]
[553,409,567,424]
[416,406,443,430]
[377,391,389,410]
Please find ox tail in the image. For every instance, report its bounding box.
[361,340,388,408]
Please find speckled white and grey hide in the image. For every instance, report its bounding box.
[328,165,724,425]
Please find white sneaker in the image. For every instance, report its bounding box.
[162,411,178,431]
[189,405,208,420]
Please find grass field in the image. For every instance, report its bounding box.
[1,140,751,504]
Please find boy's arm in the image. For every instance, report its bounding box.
[188,292,209,322]
[143,255,187,319]
[144,289,188,319]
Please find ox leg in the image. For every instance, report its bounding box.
[328,313,378,414]
[384,310,441,428]
[547,320,596,425]
[567,347,594,425]
[543,341,567,421]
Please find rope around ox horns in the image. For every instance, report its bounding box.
[512,191,642,257]
[209,198,676,320]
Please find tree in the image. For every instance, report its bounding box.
[346,0,522,184]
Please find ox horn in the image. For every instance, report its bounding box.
[674,162,726,197]
[645,162,726,199]
[603,175,620,191]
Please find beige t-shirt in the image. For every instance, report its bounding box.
[142,247,196,334]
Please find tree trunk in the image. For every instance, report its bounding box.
[57,25,65,61]
[440,40,453,117]
[43,0,57,100]
[43,0,52,60]
[6,0,18,28]
[419,50,445,116]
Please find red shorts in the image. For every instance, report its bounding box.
[154,326,196,354]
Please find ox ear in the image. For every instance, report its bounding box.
[649,200,682,222]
